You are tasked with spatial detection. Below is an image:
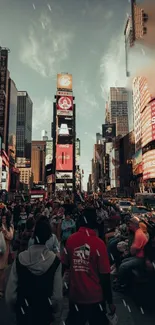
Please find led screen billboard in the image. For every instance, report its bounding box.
[141,101,155,147]
[109,148,116,188]
[57,74,72,91]
[94,144,103,164]
[57,90,73,97]
[102,124,116,139]
[132,149,142,175]
[143,149,155,180]
[56,144,73,171]
[16,157,31,168]
[58,116,73,137]
[56,172,72,179]
[105,142,113,155]
[47,175,55,184]
[57,96,73,116]
[45,141,53,166]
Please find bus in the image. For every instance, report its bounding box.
[29,187,47,202]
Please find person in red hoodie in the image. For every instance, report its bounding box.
[62,207,115,325]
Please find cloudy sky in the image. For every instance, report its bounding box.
[0,0,131,188]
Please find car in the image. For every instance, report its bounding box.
[117,201,132,212]
[131,205,152,217]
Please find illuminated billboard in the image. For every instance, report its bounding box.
[57,90,73,97]
[105,142,113,155]
[58,116,73,137]
[141,101,155,147]
[94,144,103,164]
[102,124,116,139]
[56,172,72,179]
[45,141,53,166]
[57,96,73,116]
[56,144,73,171]
[16,157,31,168]
[132,149,143,175]
[143,150,155,180]
[57,74,72,91]
[47,175,55,184]
[0,49,8,141]
[109,148,116,188]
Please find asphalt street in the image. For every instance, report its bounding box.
[0,292,155,325]
[1,265,155,325]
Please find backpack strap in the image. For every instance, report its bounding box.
[50,255,60,275]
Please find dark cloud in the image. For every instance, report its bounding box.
[0,0,129,187]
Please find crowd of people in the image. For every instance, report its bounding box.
[0,194,154,324]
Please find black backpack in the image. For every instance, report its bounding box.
[15,254,60,325]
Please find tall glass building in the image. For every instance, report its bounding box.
[16,91,33,167]
[7,79,18,160]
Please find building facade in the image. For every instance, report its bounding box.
[133,77,143,152]
[105,101,110,124]
[19,168,32,186]
[7,79,18,162]
[109,87,129,137]
[16,91,33,165]
[31,141,46,184]
[0,49,10,150]
[119,131,135,196]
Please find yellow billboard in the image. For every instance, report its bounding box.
[57,74,72,91]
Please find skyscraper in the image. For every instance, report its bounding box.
[124,0,148,77]
[0,48,10,149]
[16,91,33,165]
[109,87,129,137]
[132,76,152,152]
[7,78,18,162]
[16,91,33,189]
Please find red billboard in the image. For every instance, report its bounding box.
[141,100,155,147]
[56,96,73,116]
[56,144,73,171]
[143,150,155,180]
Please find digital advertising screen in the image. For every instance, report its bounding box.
[132,149,143,175]
[143,149,155,180]
[56,96,73,116]
[102,124,116,139]
[57,74,72,91]
[56,171,73,179]
[58,116,73,137]
[56,144,73,171]
[45,141,53,166]
[141,101,155,147]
